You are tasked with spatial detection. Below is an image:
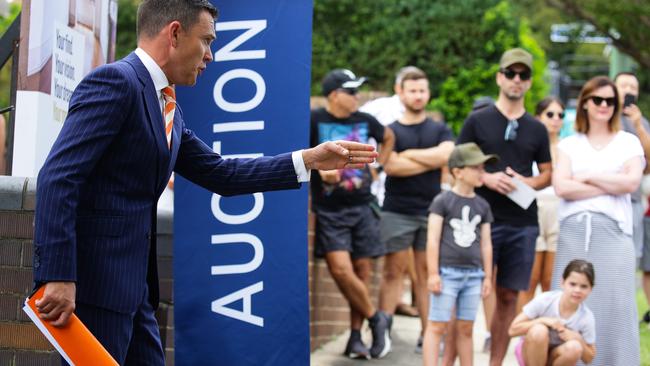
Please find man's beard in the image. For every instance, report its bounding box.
[405,104,425,114]
[503,88,525,101]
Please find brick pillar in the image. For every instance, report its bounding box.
[155,210,174,365]
[0,177,59,365]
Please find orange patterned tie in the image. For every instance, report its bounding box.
[161,86,176,148]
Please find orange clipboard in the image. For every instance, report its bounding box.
[23,286,118,366]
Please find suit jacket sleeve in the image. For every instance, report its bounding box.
[174,121,301,196]
[34,64,134,282]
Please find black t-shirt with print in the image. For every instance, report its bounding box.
[383,118,454,216]
[457,105,551,226]
[310,108,385,208]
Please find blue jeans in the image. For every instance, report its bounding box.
[428,266,484,322]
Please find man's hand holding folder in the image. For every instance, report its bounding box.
[24,286,118,366]
[35,281,76,327]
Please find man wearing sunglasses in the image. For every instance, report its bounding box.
[457,48,552,366]
[615,72,650,326]
[310,69,395,359]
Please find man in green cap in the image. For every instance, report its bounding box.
[457,48,552,365]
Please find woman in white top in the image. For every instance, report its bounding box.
[552,76,643,366]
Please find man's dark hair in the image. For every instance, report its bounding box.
[614,71,637,82]
[137,0,218,40]
[399,67,427,88]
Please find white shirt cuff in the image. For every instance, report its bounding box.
[292,150,311,183]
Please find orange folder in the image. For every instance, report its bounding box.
[23,286,118,366]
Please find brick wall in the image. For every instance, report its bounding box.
[0,176,382,363]
[0,177,60,364]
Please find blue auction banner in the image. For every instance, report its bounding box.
[173,1,312,365]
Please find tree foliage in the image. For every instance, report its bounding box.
[115,0,138,59]
[312,0,548,133]
[541,0,650,70]
[313,0,513,93]
[430,3,548,133]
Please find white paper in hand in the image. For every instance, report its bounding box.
[506,177,536,209]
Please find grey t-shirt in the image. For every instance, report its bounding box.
[428,190,493,268]
[523,290,596,346]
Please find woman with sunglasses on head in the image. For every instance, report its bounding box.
[517,97,565,314]
[552,76,643,365]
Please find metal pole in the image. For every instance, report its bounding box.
[5,14,20,175]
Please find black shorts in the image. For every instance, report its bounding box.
[491,224,538,291]
[313,204,384,260]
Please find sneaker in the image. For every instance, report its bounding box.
[482,333,491,353]
[415,335,444,355]
[369,311,392,358]
[344,335,370,360]
[414,335,423,354]
[642,310,650,324]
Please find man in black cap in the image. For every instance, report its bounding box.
[457,48,552,365]
[311,69,395,359]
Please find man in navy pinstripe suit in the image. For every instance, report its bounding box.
[31,1,376,364]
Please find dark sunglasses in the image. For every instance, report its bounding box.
[545,111,565,119]
[504,119,519,141]
[500,68,531,81]
[338,88,358,96]
[589,96,616,107]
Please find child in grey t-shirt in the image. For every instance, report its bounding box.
[422,143,498,366]
[509,259,597,365]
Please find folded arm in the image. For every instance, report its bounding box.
[577,156,643,195]
[553,150,606,200]
[398,141,454,169]
[383,151,431,177]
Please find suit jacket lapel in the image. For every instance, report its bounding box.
[124,52,170,191]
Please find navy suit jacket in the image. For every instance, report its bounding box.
[34,52,301,314]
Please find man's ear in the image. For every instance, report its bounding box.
[169,21,182,47]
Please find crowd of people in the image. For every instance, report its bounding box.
[310,47,649,366]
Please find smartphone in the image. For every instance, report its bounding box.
[623,94,637,108]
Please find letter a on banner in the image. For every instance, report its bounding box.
[173,1,312,365]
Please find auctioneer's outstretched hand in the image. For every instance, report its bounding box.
[302,140,378,170]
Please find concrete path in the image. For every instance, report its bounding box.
[311,302,518,366]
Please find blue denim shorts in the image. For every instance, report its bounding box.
[428,266,484,322]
